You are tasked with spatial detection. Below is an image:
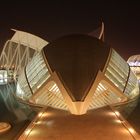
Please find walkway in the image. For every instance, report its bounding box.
[18,106,140,140]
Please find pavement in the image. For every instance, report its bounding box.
[18,106,140,140]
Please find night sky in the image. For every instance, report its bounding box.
[0,1,140,60]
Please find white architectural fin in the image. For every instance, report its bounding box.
[88,21,104,41]
[11,29,49,51]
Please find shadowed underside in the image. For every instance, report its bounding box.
[43,35,110,101]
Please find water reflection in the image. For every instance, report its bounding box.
[0,83,39,140]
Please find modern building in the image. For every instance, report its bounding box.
[0,29,140,139]
[15,33,139,115]
[0,29,48,84]
[127,55,140,80]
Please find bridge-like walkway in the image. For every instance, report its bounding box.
[18,106,140,140]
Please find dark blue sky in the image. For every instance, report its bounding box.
[0,1,140,60]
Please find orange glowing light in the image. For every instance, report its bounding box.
[25,129,31,135]
[41,112,53,117]
[115,111,120,116]
[38,112,43,117]
[34,121,42,125]
[128,128,135,134]
[115,120,122,124]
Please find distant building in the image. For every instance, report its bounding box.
[127,55,140,81]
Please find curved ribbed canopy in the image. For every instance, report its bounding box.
[43,34,110,101]
[127,55,140,66]
[11,29,48,51]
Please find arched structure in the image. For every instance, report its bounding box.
[0,29,48,83]
[0,29,48,111]
[127,55,140,80]
[16,34,139,115]
[0,30,139,140]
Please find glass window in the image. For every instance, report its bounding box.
[124,70,139,97]
[16,70,32,100]
[26,52,50,93]
[104,49,129,92]
[33,81,68,110]
[88,81,123,110]
[0,70,8,84]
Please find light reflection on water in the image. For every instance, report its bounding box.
[0,83,39,139]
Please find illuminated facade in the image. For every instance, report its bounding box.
[0,29,140,139]
[0,29,48,111]
[0,29,48,82]
[14,34,139,115]
[127,55,140,80]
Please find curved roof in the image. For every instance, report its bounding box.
[127,55,140,66]
[43,34,110,101]
[11,29,48,51]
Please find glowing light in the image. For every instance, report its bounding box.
[106,112,115,116]
[52,86,58,92]
[49,83,56,91]
[34,121,42,125]
[30,129,40,135]
[128,128,135,134]
[99,83,106,90]
[25,129,31,135]
[114,111,120,116]
[115,120,122,124]
[38,112,43,117]
[55,88,59,92]
[37,85,41,89]
[42,112,52,117]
